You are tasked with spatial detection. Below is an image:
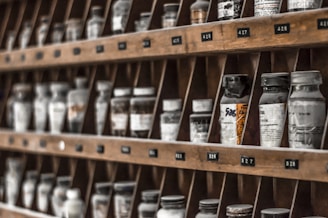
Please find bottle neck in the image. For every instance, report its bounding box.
[52,91,66,99]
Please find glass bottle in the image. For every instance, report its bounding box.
[34,83,50,132]
[36,16,50,46]
[5,157,24,205]
[226,204,253,218]
[0,177,4,202]
[130,87,156,138]
[287,0,322,11]
[135,12,152,32]
[49,82,70,134]
[92,182,112,218]
[261,208,290,218]
[157,195,186,218]
[219,74,250,145]
[195,199,220,218]
[190,0,210,24]
[254,0,281,17]
[7,84,18,129]
[259,72,289,147]
[51,176,72,217]
[64,188,85,218]
[162,3,180,29]
[65,18,82,42]
[138,190,160,218]
[6,30,16,51]
[37,173,55,212]
[87,6,105,40]
[160,99,182,141]
[95,81,113,135]
[112,0,132,34]
[114,181,136,218]
[51,22,65,44]
[19,21,32,49]
[217,0,244,20]
[190,99,213,143]
[111,87,132,136]
[13,83,32,132]
[22,170,38,209]
[288,70,326,149]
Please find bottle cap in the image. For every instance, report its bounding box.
[113,181,136,192]
[40,173,55,183]
[226,204,253,215]
[66,188,81,199]
[26,170,38,180]
[223,74,249,98]
[40,15,50,23]
[65,18,82,26]
[141,190,160,202]
[97,81,113,92]
[261,72,289,87]
[56,176,72,187]
[53,22,65,31]
[113,87,132,97]
[140,12,152,18]
[50,82,70,92]
[164,3,180,12]
[192,99,213,113]
[91,5,103,16]
[74,77,88,89]
[291,70,322,85]
[199,198,220,210]
[160,195,185,206]
[35,83,49,94]
[133,87,155,96]
[163,99,182,111]
[95,182,112,195]
[13,83,32,92]
[261,208,290,217]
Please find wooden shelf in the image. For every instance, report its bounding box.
[0,8,327,71]
[0,203,55,218]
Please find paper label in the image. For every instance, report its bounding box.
[34,100,48,131]
[49,102,66,134]
[160,123,179,141]
[288,0,320,10]
[254,0,281,16]
[23,182,35,208]
[14,102,32,132]
[218,1,235,18]
[95,102,109,135]
[111,113,129,131]
[190,119,210,143]
[113,16,123,31]
[114,195,132,218]
[130,114,153,131]
[191,9,207,24]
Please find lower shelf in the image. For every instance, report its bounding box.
[0,203,55,218]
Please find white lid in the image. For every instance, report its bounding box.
[192,99,213,112]
[35,83,49,93]
[163,99,182,111]
[114,87,132,97]
[50,82,70,92]
[133,87,155,96]
[261,208,290,215]
[14,83,32,92]
[66,188,81,199]
[97,81,113,91]
[74,77,88,89]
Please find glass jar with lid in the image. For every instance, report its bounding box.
[138,190,160,218]
[217,0,244,20]
[287,0,322,11]
[13,83,32,132]
[160,99,182,141]
[64,188,85,218]
[259,72,289,148]
[5,157,24,205]
[288,70,326,149]
[34,83,50,132]
[111,87,132,136]
[157,195,186,218]
[190,0,210,24]
[51,176,72,217]
[65,18,82,42]
[112,0,132,34]
[130,87,156,138]
[36,15,50,46]
[162,3,180,28]
[226,204,253,218]
[135,12,152,32]
[19,21,32,49]
[114,181,136,218]
[254,0,281,17]
[51,22,65,44]
[92,182,112,218]
[6,30,16,51]
[195,198,220,218]
[22,170,38,209]
[87,6,105,39]
[261,208,290,218]
[37,173,55,212]
[95,81,113,135]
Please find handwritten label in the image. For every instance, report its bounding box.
[143,39,151,48]
[54,50,61,58]
[148,149,158,158]
[241,156,255,167]
[97,144,104,154]
[172,36,182,45]
[36,51,43,60]
[201,32,213,42]
[21,54,25,62]
[121,146,131,154]
[318,18,328,30]
[274,23,290,34]
[175,152,185,161]
[8,136,14,145]
[39,140,47,148]
[75,144,83,152]
[118,42,127,50]
[22,139,28,147]
[73,47,81,55]
[285,159,299,170]
[5,55,10,63]
[207,152,219,161]
[237,28,250,38]
[96,45,104,53]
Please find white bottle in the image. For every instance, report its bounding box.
[95,81,113,135]
[91,182,112,218]
[64,188,85,218]
[34,83,50,132]
[51,176,72,217]
[37,173,55,212]
[22,170,38,209]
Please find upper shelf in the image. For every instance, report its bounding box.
[0,8,327,72]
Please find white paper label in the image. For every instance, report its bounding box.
[37,186,51,212]
[160,123,179,141]
[14,102,32,132]
[288,0,320,10]
[111,113,129,131]
[259,103,285,147]
[113,16,123,31]
[190,120,210,143]
[23,182,35,208]
[218,1,235,18]
[49,102,66,134]
[254,0,281,16]
[130,114,153,131]
[114,195,132,218]
[95,102,109,135]
[34,100,48,132]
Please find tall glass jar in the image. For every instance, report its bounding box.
[130,87,156,138]
[226,204,253,218]
[19,21,32,49]
[95,81,113,135]
[217,0,244,20]
[112,0,132,34]
[65,18,82,42]
[114,181,136,218]
[111,87,132,136]
[162,3,180,28]
[37,173,55,212]
[160,99,182,141]
[259,73,289,148]
[261,208,290,218]
[287,0,322,11]
[254,0,281,16]
[51,176,72,217]
[135,12,152,32]
[36,16,50,46]
[34,83,50,132]
[87,6,105,39]
[5,157,23,205]
[219,74,250,145]
[64,188,85,218]
[288,70,326,149]
[138,190,160,218]
[92,182,112,218]
[7,84,18,129]
[6,30,16,51]
[51,23,65,44]
[13,83,32,132]
[190,0,210,24]
[195,199,220,218]
[157,195,186,218]
[22,170,38,209]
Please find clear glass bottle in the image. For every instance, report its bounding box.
[13,83,32,132]
[190,99,213,143]
[190,0,210,24]
[130,87,156,138]
[254,0,281,17]
[219,74,250,145]
[87,6,105,40]
[217,0,244,20]
[22,170,38,209]
[7,84,17,129]
[114,181,136,218]
[195,199,220,218]
[5,157,23,205]
[160,99,182,141]
[138,190,160,218]
[112,0,132,34]
[34,83,50,132]
[259,73,289,148]
[19,21,32,49]
[6,30,16,51]
[37,173,55,212]
[36,16,50,46]
[64,188,85,218]
[288,70,326,149]
[162,3,180,29]
[226,204,253,218]
[65,18,82,42]
[261,208,290,218]
[92,182,112,218]
[95,81,113,135]
[287,0,322,11]
[0,177,4,202]
[111,87,132,136]
[51,176,72,217]
[49,82,70,134]
[51,22,65,44]
[157,195,186,218]
[135,12,152,32]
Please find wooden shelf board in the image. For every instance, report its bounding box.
[0,203,55,218]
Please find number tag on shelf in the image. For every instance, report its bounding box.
[172,36,182,45]
[274,23,290,34]
[237,28,250,38]
[285,159,299,170]
[201,32,213,42]
[39,140,47,148]
[318,19,328,30]
[73,47,81,55]
[176,152,185,161]
[75,144,83,152]
[143,39,151,48]
[149,149,158,158]
[207,152,219,161]
[118,42,127,50]
[96,45,104,53]
[54,50,61,58]
[241,156,255,167]
[5,55,10,63]
[21,54,25,62]
[8,136,14,145]
[121,145,131,154]
[97,144,104,154]
[36,51,43,60]
[22,139,28,147]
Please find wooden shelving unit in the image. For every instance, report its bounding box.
[0,0,327,217]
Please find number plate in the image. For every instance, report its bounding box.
[121,146,131,154]
[318,18,328,30]
[176,152,185,161]
[54,50,61,58]
[201,32,213,42]
[274,23,290,34]
[149,149,158,158]
[118,42,127,50]
[143,39,151,48]
[96,45,104,53]
[172,36,182,45]
[237,28,250,38]
[73,47,81,55]
[36,51,43,60]
[241,156,255,167]
[285,159,299,170]
[207,152,219,161]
